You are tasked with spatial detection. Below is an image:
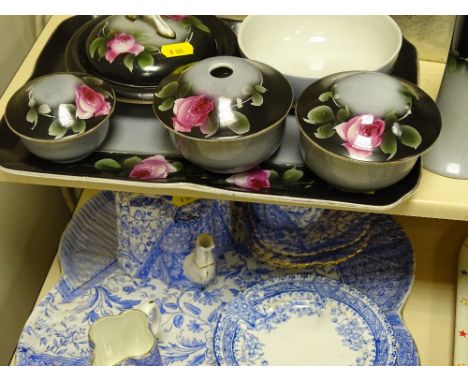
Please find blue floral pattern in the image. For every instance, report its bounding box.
[234,330,266,365]
[247,204,371,260]
[16,192,418,366]
[251,204,326,230]
[214,275,396,366]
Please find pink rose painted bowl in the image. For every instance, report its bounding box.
[65,16,237,104]
[84,16,216,87]
[5,72,115,163]
[153,56,293,173]
[296,71,441,191]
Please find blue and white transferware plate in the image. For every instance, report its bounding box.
[249,229,369,268]
[213,274,398,366]
[247,205,370,259]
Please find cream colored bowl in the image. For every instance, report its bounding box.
[238,16,402,101]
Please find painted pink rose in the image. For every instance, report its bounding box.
[105,32,144,64]
[166,15,188,21]
[335,114,386,159]
[226,169,271,191]
[74,84,111,120]
[129,155,177,180]
[172,95,215,133]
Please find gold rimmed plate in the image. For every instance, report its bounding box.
[247,207,371,258]
[250,229,370,269]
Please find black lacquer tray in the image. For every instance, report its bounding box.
[0,16,421,209]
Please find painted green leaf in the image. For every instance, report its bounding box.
[180,18,193,28]
[145,44,160,53]
[48,120,68,140]
[71,120,86,134]
[251,92,263,107]
[400,84,420,101]
[89,37,105,58]
[26,108,38,126]
[137,33,153,46]
[385,111,398,128]
[105,28,117,39]
[62,103,76,113]
[254,84,267,94]
[100,89,114,100]
[179,82,191,97]
[400,124,422,149]
[242,85,254,96]
[132,31,145,41]
[122,156,142,169]
[155,81,178,99]
[97,43,107,58]
[123,55,134,72]
[38,104,51,115]
[200,117,220,137]
[331,84,339,99]
[305,105,334,125]
[282,167,304,182]
[57,104,77,128]
[269,169,279,180]
[314,123,335,139]
[380,130,397,160]
[391,122,403,137]
[190,17,211,33]
[171,62,195,76]
[171,161,184,171]
[28,97,36,107]
[336,106,350,123]
[318,91,332,102]
[227,111,250,135]
[94,158,122,171]
[83,76,104,86]
[158,98,175,112]
[137,52,154,70]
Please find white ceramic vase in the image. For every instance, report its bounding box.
[183,233,216,286]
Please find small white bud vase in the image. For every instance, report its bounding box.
[88,301,163,366]
[183,233,216,286]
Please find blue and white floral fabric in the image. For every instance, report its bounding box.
[16,192,418,366]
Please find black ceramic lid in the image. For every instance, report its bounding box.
[296,71,441,162]
[85,15,216,87]
[153,56,293,139]
[5,73,115,141]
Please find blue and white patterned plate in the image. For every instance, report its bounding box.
[249,228,369,268]
[16,192,419,366]
[246,203,370,265]
[213,274,398,366]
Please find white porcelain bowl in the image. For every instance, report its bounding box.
[238,16,402,101]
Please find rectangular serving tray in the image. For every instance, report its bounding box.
[0,16,421,210]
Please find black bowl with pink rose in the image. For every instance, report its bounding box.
[296,71,441,192]
[65,15,238,104]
